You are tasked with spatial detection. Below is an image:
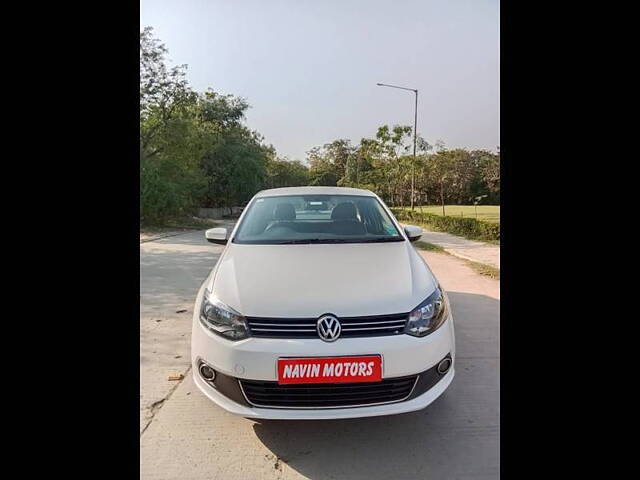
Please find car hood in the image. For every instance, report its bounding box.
[208,241,437,318]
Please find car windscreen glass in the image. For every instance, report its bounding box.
[232,195,404,244]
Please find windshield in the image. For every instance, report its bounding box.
[232,195,404,244]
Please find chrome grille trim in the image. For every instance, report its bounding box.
[341,319,407,326]
[341,325,404,331]
[251,328,316,332]
[246,313,409,339]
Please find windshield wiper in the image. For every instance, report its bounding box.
[358,237,404,243]
[274,237,403,244]
[274,239,315,244]
[274,238,349,244]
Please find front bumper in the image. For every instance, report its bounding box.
[193,365,454,419]
[191,286,456,419]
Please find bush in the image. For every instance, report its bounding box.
[140,156,204,225]
[390,208,500,242]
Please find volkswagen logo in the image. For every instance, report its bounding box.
[317,315,341,342]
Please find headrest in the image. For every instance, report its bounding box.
[273,203,296,221]
[331,202,357,220]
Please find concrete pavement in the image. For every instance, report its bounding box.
[140,229,500,479]
[416,229,500,269]
[140,220,236,434]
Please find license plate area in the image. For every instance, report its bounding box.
[277,355,382,385]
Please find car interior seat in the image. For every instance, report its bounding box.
[265,203,297,231]
[330,202,366,235]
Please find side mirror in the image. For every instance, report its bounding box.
[205,227,228,245]
[404,225,423,243]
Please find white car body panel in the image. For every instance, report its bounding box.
[210,242,436,318]
[191,186,455,419]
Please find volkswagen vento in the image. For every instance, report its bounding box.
[191,186,455,419]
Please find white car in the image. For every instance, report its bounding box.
[192,186,455,420]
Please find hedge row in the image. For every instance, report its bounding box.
[390,208,500,242]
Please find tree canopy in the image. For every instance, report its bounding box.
[140,27,499,224]
[303,129,499,210]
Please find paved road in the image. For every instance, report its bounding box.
[140,228,500,479]
[404,225,500,269]
[140,221,236,434]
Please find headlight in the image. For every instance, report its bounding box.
[199,290,250,340]
[405,286,449,337]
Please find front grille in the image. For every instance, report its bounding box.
[246,313,408,339]
[239,375,418,408]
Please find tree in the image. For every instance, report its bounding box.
[424,150,475,214]
[265,157,310,189]
[349,125,430,206]
[140,28,274,222]
[480,149,500,203]
[307,139,355,186]
[140,27,204,223]
[308,158,339,186]
[140,26,500,224]
[196,90,269,209]
[200,126,269,208]
[140,27,196,160]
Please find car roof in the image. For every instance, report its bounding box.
[254,186,377,198]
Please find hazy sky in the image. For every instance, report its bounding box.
[141,0,499,161]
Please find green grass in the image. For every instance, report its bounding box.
[404,219,500,245]
[399,205,500,223]
[414,240,500,280]
[414,241,446,252]
[467,261,500,280]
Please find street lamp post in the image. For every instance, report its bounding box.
[376,82,418,210]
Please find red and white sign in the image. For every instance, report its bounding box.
[277,355,382,385]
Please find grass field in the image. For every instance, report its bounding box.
[400,205,500,223]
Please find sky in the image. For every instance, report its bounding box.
[140,0,499,162]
